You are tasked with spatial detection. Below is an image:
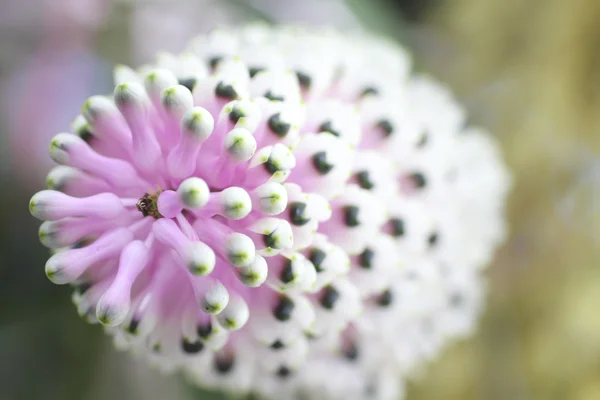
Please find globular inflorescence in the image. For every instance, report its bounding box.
[29,25,511,400]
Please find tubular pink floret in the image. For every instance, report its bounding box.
[193,219,256,268]
[30,190,126,221]
[144,69,179,100]
[153,218,216,276]
[167,105,214,178]
[114,81,163,170]
[81,95,133,148]
[191,187,252,221]
[29,24,510,400]
[46,166,112,197]
[39,217,128,249]
[49,133,149,190]
[156,190,183,218]
[96,240,150,326]
[45,227,133,284]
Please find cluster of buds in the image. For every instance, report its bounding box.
[30,25,510,399]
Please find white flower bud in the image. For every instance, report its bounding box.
[238,255,268,287]
[226,233,255,267]
[114,81,150,109]
[45,166,78,191]
[219,187,252,220]
[186,242,216,276]
[216,296,249,331]
[201,280,229,314]
[161,84,194,117]
[144,68,178,98]
[81,95,118,122]
[177,178,210,209]
[224,128,257,162]
[48,133,83,165]
[181,106,214,141]
[252,182,288,215]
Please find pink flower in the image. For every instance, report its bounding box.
[29,25,510,400]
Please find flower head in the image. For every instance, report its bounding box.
[30,25,510,399]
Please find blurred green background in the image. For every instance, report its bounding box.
[1,0,599,399]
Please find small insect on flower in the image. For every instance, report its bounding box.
[29,24,510,400]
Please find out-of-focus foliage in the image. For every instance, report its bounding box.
[407,1,600,399]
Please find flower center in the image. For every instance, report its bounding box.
[136,192,163,219]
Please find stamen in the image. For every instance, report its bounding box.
[197,321,213,339]
[288,202,310,226]
[249,67,264,78]
[389,218,405,237]
[228,105,245,124]
[318,120,341,137]
[343,342,359,361]
[408,172,427,189]
[276,365,292,379]
[428,232,439,248]
[376,119,394,137]
[312,152,334,175]
[250,144,296,183]
[360,86,379,97]
[358,248,374,269]
[309,248,326,273]
[215,82,238,100]
[214,353,235,374]
[295,71,311,89]
[280,259,295,284]
[355,170,374,190]
[265,91,285,102]
[179,78,197,92]
[376,289,393,307]
[182,338,204,354]
[248,218,293,255]
[343,206,360,227]
[268,113,291,137]
[320,285,340,310]
[273,295,295,322]
[270,340,285,350]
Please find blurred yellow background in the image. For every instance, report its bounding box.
[411,1,600,399]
